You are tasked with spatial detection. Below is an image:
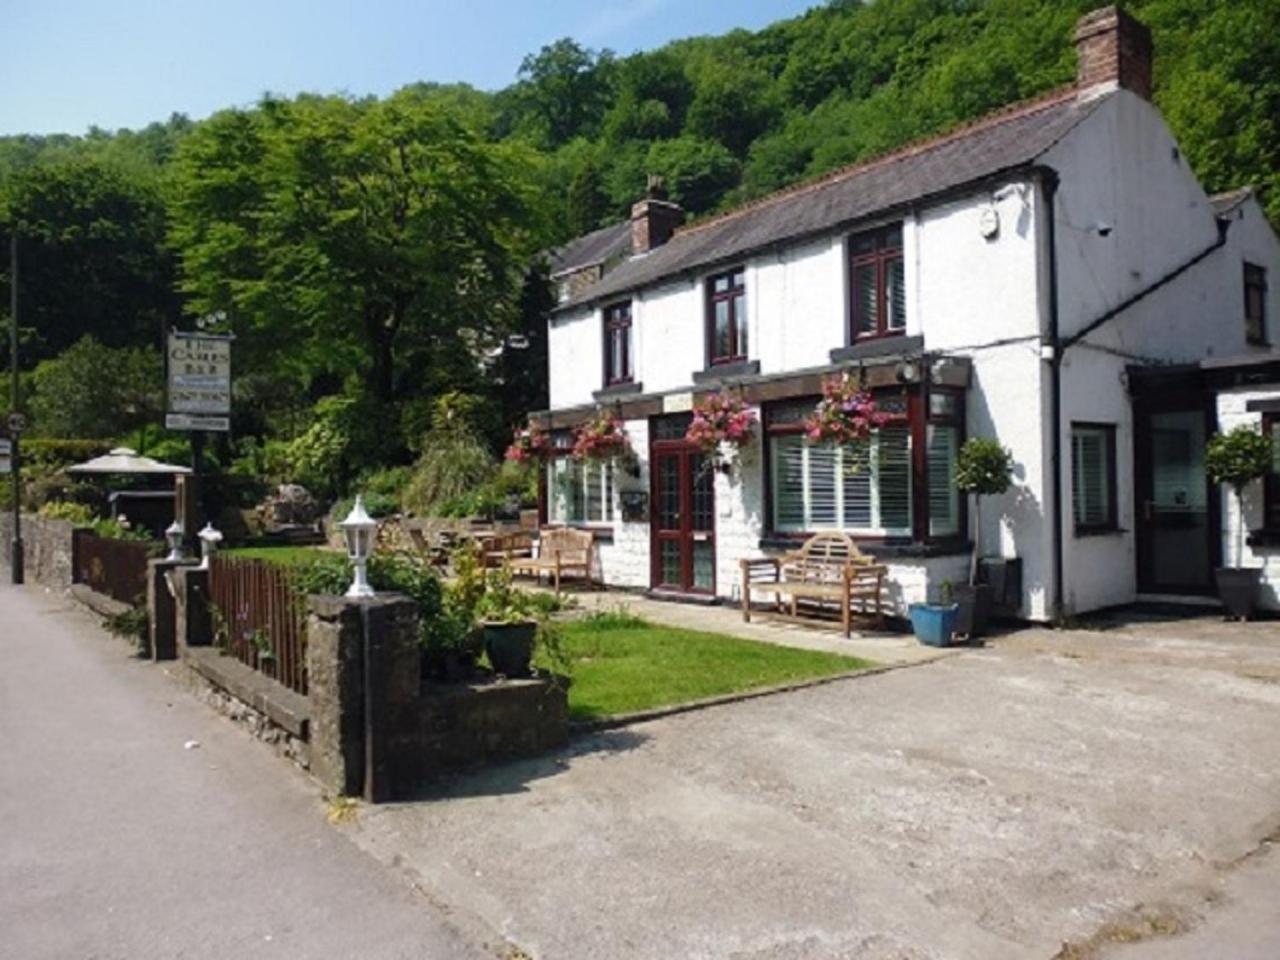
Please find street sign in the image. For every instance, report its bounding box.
[166,413,231,432]
[0,438,10,475]
[7,413,25,435]
[167,331,232,431]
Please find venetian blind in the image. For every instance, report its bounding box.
[1072,427,1110,528]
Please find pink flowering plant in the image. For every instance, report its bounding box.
[572,410,631,461]
[804,373,889,446]
[686,390,758,463]
[504,423,551,464]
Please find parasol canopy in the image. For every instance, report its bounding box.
[65,447,192,476]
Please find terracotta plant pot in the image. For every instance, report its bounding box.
[1215,567,1261,621]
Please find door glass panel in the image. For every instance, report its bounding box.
[693,541,714,591]
[660,540,681,587]
[658,456,680,529]
[691,454,714,532]
[1148,410,1210,590]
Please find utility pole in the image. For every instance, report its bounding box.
[9,232,24,585]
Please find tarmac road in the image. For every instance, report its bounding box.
[0,581,490,960]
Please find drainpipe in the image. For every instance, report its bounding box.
[1040,170,1065,623]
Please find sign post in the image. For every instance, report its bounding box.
[166,330,233,533]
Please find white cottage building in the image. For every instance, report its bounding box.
[534,6,1280,622]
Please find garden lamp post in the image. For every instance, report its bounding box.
[164,521,186,562]
[340,495,376,598]
[198,523,223,570]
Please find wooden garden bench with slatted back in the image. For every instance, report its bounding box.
[739,532,888,637]
[509,527,595,594]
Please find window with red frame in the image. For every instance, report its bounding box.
[850,224,905,340]
[707,267,747,365]
[1245,263,1268,346]
[603,301,633,385]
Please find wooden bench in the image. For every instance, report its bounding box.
[739,532,888,637]
[478,531,534,568]
[509,527,595,593]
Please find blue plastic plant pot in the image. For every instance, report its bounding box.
[908,603,959,647]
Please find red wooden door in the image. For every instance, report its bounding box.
[651,440,715,595]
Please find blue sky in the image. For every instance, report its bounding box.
[1,0,818,136]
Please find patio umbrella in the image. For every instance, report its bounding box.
[65,447,192,476]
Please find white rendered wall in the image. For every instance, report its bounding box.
[547,305,602,410]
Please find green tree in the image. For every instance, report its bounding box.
[28,336,162,439]
[513,39,616,147]
[0,156,178,369]
[645,137,741,214]
[169,91,546,417]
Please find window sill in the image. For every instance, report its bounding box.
[593,381,642,401]
[829,335,922,364]
[1074,526,1125,538]
[693,359,760,384]
[757,535,972,559]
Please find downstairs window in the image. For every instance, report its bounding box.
[546,457,615,525]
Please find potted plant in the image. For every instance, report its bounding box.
[474,564,539,677]
[952,437,1015,638]
[908,580,960,647]
[1205,424,1274,620]
[686,389,759,473]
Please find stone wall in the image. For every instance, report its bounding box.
[306,593,569,802]
[0,514,79,588]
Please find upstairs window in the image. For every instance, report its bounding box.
[1245,263,1268,346]
[850,224,905,339]
[1072,423,1117,534]
[707,267,747,365]
[603,301,633,385]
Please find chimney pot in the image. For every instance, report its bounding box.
[631,178,684,255]
[1075,5,1153,100]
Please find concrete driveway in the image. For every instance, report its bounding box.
[341,616,1280,960]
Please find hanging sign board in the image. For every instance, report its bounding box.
[0,438,10,475]
[167,331,232,431]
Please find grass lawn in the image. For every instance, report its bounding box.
[545,615,874,721]
[223,545,334,566]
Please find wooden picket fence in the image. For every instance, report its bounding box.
[209,555,308,695]
[73,530,152,606]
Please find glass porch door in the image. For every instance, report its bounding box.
[1136,406,1215,594]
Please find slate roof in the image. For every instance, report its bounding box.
[1208,186,1253,218]
[558,87,1106,311]
[547,221,632,277]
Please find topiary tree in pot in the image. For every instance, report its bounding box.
[952,437,1014,638]
[1205,424,1274,620]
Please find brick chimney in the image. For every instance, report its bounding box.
[631,175,684,255]
[1075,6,1153,100]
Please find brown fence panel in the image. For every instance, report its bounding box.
[74,532,152,606]
[208,556,308,695]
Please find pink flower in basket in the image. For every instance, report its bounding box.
[804,373,888,446]
[505,423,551,464]
[572,412,631,461]
[685,390,758,462]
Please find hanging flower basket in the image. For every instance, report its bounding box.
[572,411,632,462]
[686,390,759,470]
[804,372,888,446]
[504,423,551,464]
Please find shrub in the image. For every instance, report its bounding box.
[401,420,497,516]
[954,438,1014,496]
[37,500,96,525]
[104,604,149,651]
[1205,425,1273,494]
[579,605,647,631]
